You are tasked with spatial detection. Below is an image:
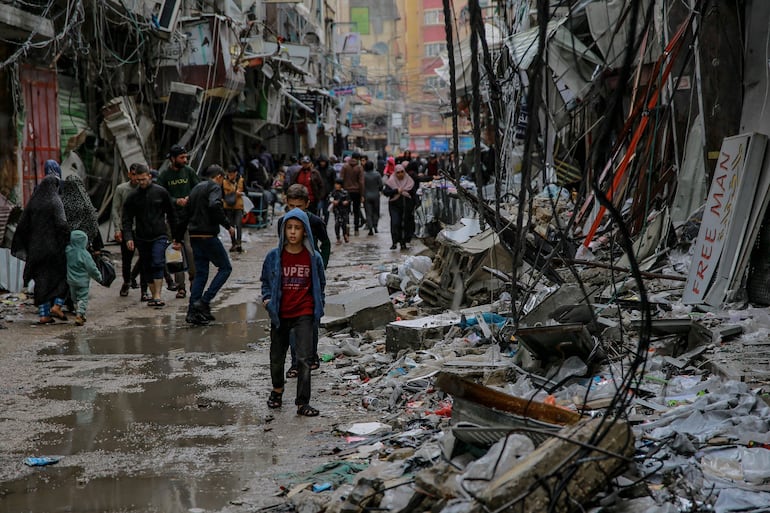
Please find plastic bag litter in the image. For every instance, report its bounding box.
[242,194,255,212]
[346,422,391,436]
[453,435,535,496]
[702,446,770,484]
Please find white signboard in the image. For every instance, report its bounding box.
[683,133,766,304]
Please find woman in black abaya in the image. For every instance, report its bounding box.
[11,174,71,323]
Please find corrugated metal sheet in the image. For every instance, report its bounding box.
[0,248,24,293]
[0,193,11,244]
[21,64,60,205]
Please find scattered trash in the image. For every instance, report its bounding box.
[311,482,333,493]
[24,456,60,467]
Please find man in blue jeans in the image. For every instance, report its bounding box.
[123,164,184,308]
[178,164,235,325]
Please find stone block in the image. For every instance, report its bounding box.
[324,286,391,318]
[385,313,461,353]
[321,287,396,331]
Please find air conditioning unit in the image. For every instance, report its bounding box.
[156,0,182,35]
[163,82,203,129]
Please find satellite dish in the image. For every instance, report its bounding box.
[371,42,388,55]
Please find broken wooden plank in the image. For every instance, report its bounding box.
[435,372,581,426]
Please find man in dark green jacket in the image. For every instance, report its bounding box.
[158,144,199,299]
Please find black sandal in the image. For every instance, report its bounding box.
[286,367,298,378]
[309,359,320,371]
[297,404,319,417]
[267,390,283,409]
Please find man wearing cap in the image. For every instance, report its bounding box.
[177,164,235,325]
[340,152,365,235]
[289,156,325,216]
[158,145,200,299]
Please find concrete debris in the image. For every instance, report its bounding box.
[321,287,396,332]
[419,221,513,308]
[271,225,770,513]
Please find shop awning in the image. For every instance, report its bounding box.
[434,23,504,96]
[0,3,54,40]
[504,20,602,101]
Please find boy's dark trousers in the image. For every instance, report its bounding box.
[270,315,313,406]
[334,211,349,240]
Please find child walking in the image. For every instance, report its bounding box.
[330,178,351,243]
[260,208,326,416]
[65,230,103,326]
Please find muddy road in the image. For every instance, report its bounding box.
[0,214,415,513]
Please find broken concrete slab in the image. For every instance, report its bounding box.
[419,226,513,308]
[385,313,459,353]
[522,284,597,326]
[384,306,495,353]
[321,287,397,332]
[473,417,634,512]
[629,318,743,353]
[515,323,604,367]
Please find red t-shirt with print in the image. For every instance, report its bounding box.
[295,169,315,203]
[279,247,314,318]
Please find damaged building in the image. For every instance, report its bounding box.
[7,1,770,513]
[0,0,343,258]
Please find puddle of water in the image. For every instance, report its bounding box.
[39,303,268,356]
[7,301,279,512]
[5,359,270,513]
[0,464,257,513]
[31,367,259,454]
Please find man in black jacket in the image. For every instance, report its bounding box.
[122,164,184,308]
[178,164,235,325]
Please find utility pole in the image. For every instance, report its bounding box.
[385,32,400,154]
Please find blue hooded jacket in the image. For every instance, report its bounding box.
[260,208,325,327]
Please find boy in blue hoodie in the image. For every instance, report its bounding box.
[260,208,325,416]
[65,230,103,326]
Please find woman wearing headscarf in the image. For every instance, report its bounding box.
[383,164,415,250]
[11,175,71,323]
[61,175,104,251]
[44,159,62,179]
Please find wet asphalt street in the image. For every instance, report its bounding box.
[0,200,419,512]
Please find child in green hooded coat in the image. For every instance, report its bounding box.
[65,230,102,326]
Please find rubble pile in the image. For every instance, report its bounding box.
[260,204,770,513]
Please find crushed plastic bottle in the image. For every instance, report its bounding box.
[24,456,60,466]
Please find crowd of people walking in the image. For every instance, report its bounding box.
[10,145,444,417]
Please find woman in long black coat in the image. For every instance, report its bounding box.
[11,174,71,323]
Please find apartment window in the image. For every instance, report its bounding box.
[425,43,444,57]
[424,10,443,26]
[424,76,447,90]
[411,113,422,127]
[428,113,443,126]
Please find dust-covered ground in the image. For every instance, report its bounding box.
[0,205,418,513]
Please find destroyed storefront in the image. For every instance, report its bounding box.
[0,0,337,291]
